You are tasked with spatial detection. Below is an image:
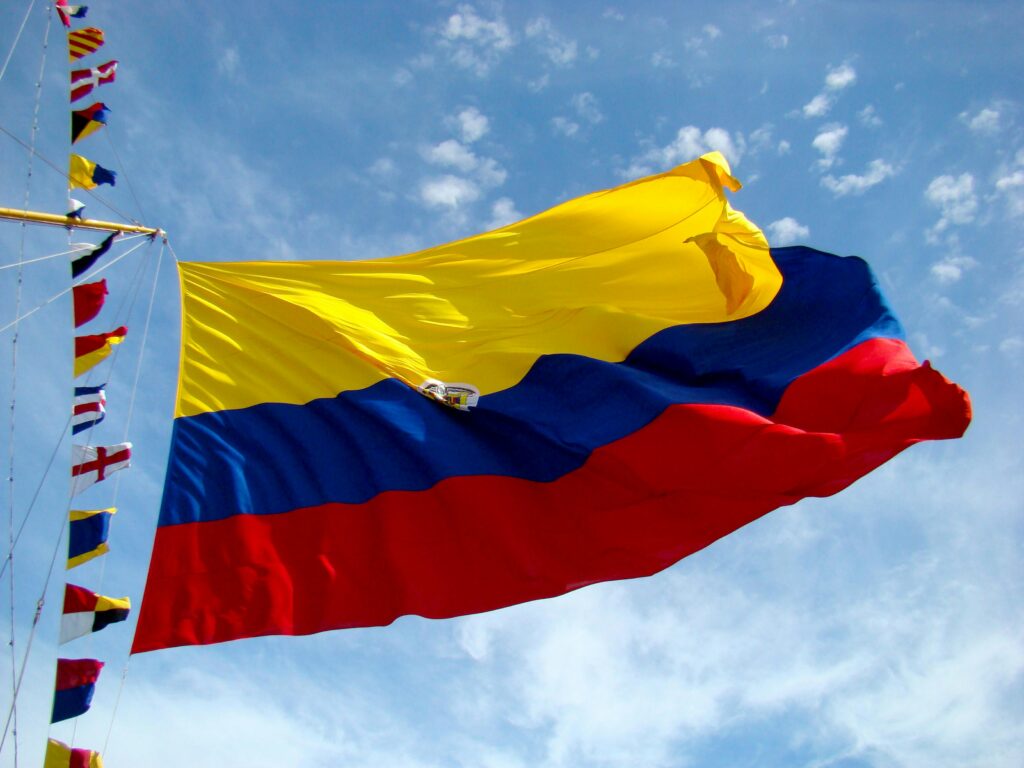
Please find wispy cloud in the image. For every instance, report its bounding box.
[419,174,481,209]
[931,254,978,284]
[767,217,810,245]
[621,125,745,178]
[553,93,604,140]
[452,106,490,143]
[812,123,848,169]
[525,16,578,67]
[821,159,896,196]
[925,173,978,235]
[801,62,857,118]
[487,197,522,229]
[437,4,514,76]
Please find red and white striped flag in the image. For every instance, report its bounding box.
[71,442,131,495]
[72,385,106,435]
[70,60,117,102]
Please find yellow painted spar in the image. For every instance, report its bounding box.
[176,152,781,418]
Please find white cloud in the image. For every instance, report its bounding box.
[767,217,810,245]
[621,126,745,179]
[487,197,522,229]
[651,50,675,68]
[822,159,896,196]
[748,124,775,153]
[571,92,604,124]
[995,169,1024,218]
[554,94,604,139]
[438,4,514,76]
[802,93,833,118]
[603,8,625,22]
[684,23,721,55]
[423,139,478,172]
[999,336,1024,356]
[419,175,480,209]
[766,34,789,49]
[527,73,550,93]
[925,173,978,232]
[475,156,507,187]
[368,157,397,178]
[454,107,490,143]
[552,116,579,138]
[960,106,1001,135]
[801,63,857,118]
[217,47,240,79]
[778,139,791,154]
[930,255,978,283]
[525,16,578,67]
[825,62,857,90]
[859,104,883,126]
[812,123,848,169]
[996,170,1024,191]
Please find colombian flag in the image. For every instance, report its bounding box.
[132,153,971,653]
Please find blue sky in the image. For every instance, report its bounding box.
[0,1,1022,766]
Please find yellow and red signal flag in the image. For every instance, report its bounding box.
[67,27,104,62]
[71,102,109,144]
[44,738,103,768]
[74,325,126,377]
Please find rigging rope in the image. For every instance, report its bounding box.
[3,6,50,763]
[0,123,143,228]
[0,236,152,335]
[0,0,36,86]
[0,244,92,272]
[0,234,163,758]
[101,240,166,758]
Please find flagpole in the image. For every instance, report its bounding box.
[0,206,164,238]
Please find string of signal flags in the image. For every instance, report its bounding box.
[46,2,133,766]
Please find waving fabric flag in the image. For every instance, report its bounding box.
[71,103,109,144]
[61,584,130,644]
[71,443,131,495]
[74,325,126,377]
[71,232,116,278]
[67,27,104,61]
[44,738,103,768]
[72,385,106,435]
[72,279,107,327]
[70,60,116,102]
[132,153,971,653]
[67,507,115,568]
[56,1,89,29]
[51,658,103,723]
[68,154,116,191]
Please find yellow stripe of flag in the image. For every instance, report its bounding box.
[175,152,781,417]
